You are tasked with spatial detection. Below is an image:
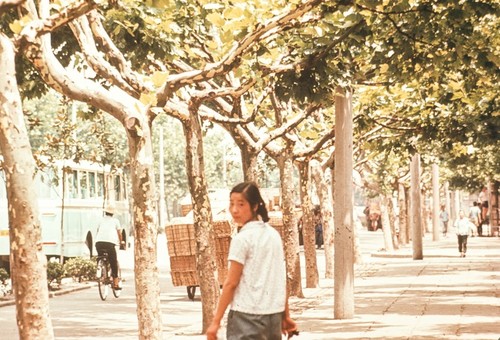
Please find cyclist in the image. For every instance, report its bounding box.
[95,205,123,289]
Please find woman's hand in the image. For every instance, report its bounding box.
[206,322,219,340]
[282,316,298,338]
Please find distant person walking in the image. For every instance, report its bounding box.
[454,210,475,258]
[439,204,449,237]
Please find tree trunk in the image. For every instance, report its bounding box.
[182,110,219,333]
[388,195,400,249]
[432,164,440,241]
[278,154,303,298]
[380,195,394,252]
[311,161,334,278]
[240,147,259,183]
[297,161,318,288]
[0,33,54,339]
[444,181,451,234]
[422,190,431,234]
[334,87,354,319]
[410,154,423,260]
[127,121,163,339]
[398,182,408,245]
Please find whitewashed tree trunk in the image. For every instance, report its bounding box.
[278,153,303,298]
[444,181,451,235]
[334,87,354,319]
[297,161,318,288]
[410,154,423,260]
[182,110,220,332]
[127,121,163,339]
[398,182,408,245]
[388,195,400,249]
[380,196,394,252]
[432,164,440,241]
[0,33,54,339]
[311,161,334,278]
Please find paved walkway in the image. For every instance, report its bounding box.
[1,232,499,339]
[289,234,500,340]
[168,233,500,339]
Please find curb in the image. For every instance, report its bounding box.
[0,282,95,308]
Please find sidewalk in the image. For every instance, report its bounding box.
[1,232,498,339]
[290,234,500,340]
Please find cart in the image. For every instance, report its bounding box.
[165,219,231,300]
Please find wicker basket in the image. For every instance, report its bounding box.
[166,220,231,287]
[268,211,285,240]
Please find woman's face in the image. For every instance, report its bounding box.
[229,192,255,226]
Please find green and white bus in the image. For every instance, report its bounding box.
[0,158,131,267]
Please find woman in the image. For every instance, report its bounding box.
[206,182,297,340]
[454,210,475,258]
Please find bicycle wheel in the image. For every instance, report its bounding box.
[112,265,122,298]
[97,259,109,301]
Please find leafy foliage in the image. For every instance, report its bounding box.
[0,268,9,284]
[46,261,65,287]
[63,257,97,283]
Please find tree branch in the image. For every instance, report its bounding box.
[15,0,97,49]
[155,0,324,106]
[69,15,141,98]
[87,10,147,94]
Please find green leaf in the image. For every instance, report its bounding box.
[206,12,225,27]
[152,71,168,88]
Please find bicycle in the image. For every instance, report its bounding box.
[96,251,122,301]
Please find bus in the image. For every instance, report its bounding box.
[0,158,131,268]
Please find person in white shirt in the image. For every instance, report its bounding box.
[95,206,123,289]
[206,182,297,340]
[454,210,475,258]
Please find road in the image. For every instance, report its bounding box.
[0,224,387,339]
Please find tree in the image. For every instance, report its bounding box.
[333,87,354,319]
[0,30,54,339]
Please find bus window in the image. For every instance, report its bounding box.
[96,172,104,198]
[69,170,78,198]
[37,170,53,199]
[114,175,120,201]
[80,171,88,199]
[89,172,96,198]
[121,176,127,200]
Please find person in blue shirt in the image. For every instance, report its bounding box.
[439,204,449,237]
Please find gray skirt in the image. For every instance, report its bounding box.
[226,310,283,340]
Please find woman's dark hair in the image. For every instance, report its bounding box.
[230,182,269,223]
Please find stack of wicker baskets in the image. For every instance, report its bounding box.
[165,219,231,287]
[267,211,285,239]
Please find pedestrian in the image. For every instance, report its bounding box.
[95,205,123,289]
[478,186,489,222]
[439,204,449,237]
[313,206,323,249]
[368,203,381,232]
[206,182,297,340]
[454,210,475,258]
[468,201,481,236]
